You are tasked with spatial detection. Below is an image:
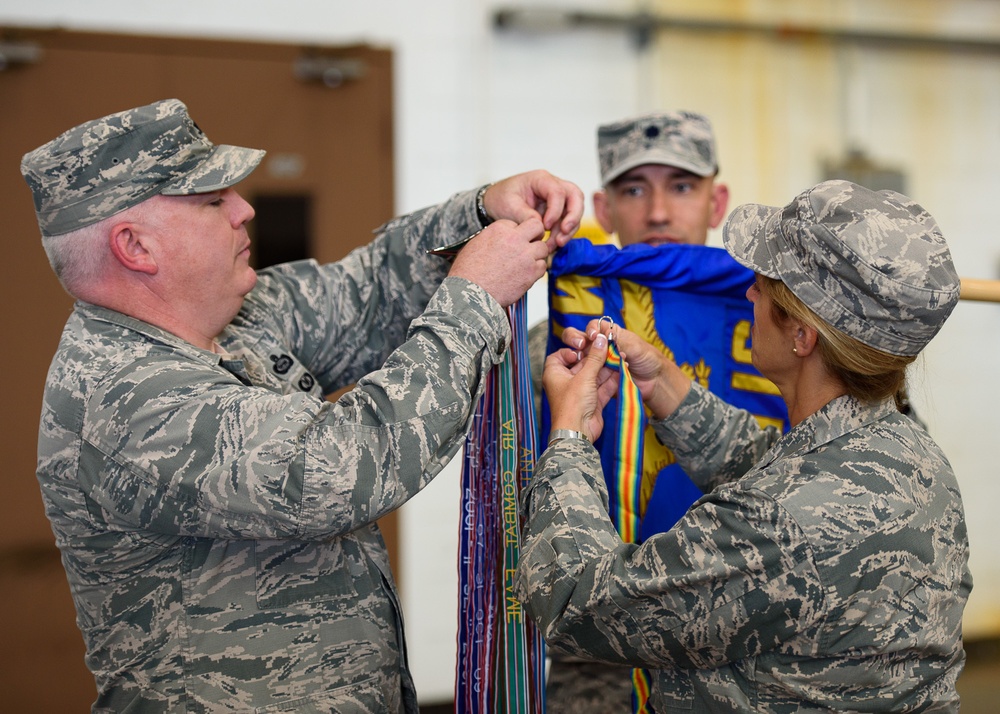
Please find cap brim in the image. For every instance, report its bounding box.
[603,148,715,185]
[160,144,265,195]
[722,202,784,280]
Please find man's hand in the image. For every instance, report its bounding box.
[481,170,584,249]
[448,218,552,308]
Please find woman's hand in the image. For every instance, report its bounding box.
[561,320,692,421]
[542,333,619,444]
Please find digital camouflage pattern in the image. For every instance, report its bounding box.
[21,98,265,236]
[515,383,972,713]
[544,109,719,709]
[529,284,637,711]
[724,180,960,357]
[543,658,634,713]
[597,111,718,185]
[528,290,634,712]
[36,190,504,712]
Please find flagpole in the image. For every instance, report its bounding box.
[960,278,1000,303]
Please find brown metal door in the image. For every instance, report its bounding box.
[0,28,395,710]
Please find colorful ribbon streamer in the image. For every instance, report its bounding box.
[456,295,545,714]
[541,242,790,713]
[602,326,654,713]
[603,331,645,544]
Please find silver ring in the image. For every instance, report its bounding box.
[598,315,616,343]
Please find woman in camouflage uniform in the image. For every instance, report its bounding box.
[515,180,971,713]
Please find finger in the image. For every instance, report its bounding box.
[539,190,567,233]
[581,319,603,340]
[494,189,536,226]
[560,326,587,350]
[579,333,610,378]
[552,183,585,242]
[542,231,560,256]
[549,228,573,249]
[531,234,554,260]
[585,318,614,341]
[597,369,620,404]
[515,216,545,242]
[548,346,582,369]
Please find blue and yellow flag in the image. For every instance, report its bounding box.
[542,239,790,539]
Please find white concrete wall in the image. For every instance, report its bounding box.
[646,0,1000,647]
[3,0,999,704]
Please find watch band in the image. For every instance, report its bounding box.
[475,183,494,227]
[548,429,586,445]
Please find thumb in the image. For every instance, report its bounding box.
[580,333,610,377]
[516,215,545,240]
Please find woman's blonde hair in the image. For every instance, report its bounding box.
[757,275,916,405]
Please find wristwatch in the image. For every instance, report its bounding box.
[548,429,586,446]
[475,183,494,227]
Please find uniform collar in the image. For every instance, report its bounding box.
[74,301,222,364]
[755,394,898,472]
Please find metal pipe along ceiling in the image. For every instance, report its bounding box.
[493,7,1000,53]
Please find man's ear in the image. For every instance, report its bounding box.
[708,182,730,229]
[108,222,158,275]
[593,190,615,234]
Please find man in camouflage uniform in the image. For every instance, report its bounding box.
[529,109,730,376]
[529,112,732,711]
[588,110,729,250]
[22,98,583,712]
[516,181,972,712]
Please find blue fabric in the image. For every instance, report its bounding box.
[542,240,790,537]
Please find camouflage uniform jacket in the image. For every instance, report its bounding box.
[515,383,972,713]
[37,190,508,713]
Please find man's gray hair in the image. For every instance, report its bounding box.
[41,202,145,295]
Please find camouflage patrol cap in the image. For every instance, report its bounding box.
[21,98,265,237]
[598,111,718,185]
[723,180,960,357]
